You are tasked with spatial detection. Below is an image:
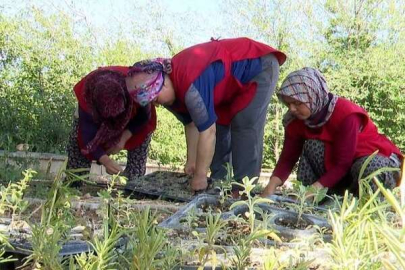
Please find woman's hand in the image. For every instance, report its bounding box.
[311,181,324,189]
[184,160,196,176]
[99,155,123,175]
[305,181,325,201]
[190,173,208,192]
[261,176,283,197]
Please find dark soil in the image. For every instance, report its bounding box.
[274,215,313,230]
[125,171,194,201]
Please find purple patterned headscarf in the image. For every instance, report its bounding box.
[128,58,172,106]
[278,67,338,128]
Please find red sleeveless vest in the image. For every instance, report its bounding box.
[169,37,286,125]
[73,66,156,150]
[286,98,402,170]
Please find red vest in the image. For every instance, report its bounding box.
[73,66,156,151]
[286,98,402,170]
[169,37,287,125]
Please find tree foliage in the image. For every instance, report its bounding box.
[0,0,403,168]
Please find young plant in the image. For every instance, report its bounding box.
[230,177,273,233]
[213,163,234,205]
[24,162,77,269]
[327,154,404,269]
[73,219,122,270]
[0,169,34,222]
[287,181,328,225]
[372,177,405,269]
[71,173,126,270]
[124,207,177,270]
[231,228,273,269]
[0,232,15,264]
[192,212,227,267]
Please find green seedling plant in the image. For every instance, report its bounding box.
[97,173,127,209]
[180,207,199,229]
[220,162,234,199]
[327,152,404,269]
[72,217,122,270]
[231,228,274,269]
[192,211,227,268]
[71,172,126,270]
[0,228,15,264]
[254,207,281,244]
[0,169,34,223]
[124,207,178,270]
[372,176,405,268]
[159,244,181,270]
[230,177,273,233]
[287,180,328,225]
[263,247,289,269]
[210,162,234,206]
[24,161,78,269]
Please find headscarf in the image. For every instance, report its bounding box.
[128,58,172,106]
[278,67,338,128]
[82,69,133,155]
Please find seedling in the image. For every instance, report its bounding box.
[0,169,34,223]
[24,161,77,269]
[231,228,274,269]
[192,212,228,268]
[231,177,273,233]
[125,207,177,270]
[287,181,328,225]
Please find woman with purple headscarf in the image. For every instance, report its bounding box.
[261,67,402,196]
[127,37,287,194]
[66,66,156,183]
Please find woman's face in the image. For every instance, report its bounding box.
[126,73,175,106]
[153,75,175,106]
[282,95,311,120]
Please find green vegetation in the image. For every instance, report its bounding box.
[0,1,403,168]
[0,157,403,268]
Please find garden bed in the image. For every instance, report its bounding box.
[160,194,332,246]
[125,171,221,202]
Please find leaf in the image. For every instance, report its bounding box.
[229,200,247,209]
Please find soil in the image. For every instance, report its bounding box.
[199,199,234,213]
[0,194,179,247]
[125,171,196,201]
[274,214,313,230]
[269,200,329,219]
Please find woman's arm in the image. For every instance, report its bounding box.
[190,123,216,191]
[184,122,199,174]
[78,107,105,160]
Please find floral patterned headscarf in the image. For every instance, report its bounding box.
[128,58,172,106]
[278,67,338,128]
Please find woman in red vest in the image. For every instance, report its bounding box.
[126,38,286,192]
[261,67,402,196]
[66,67,156,183]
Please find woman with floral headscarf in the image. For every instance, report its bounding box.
[127,37,287,193]
[261,67,402,197]
[66,66,156,182]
